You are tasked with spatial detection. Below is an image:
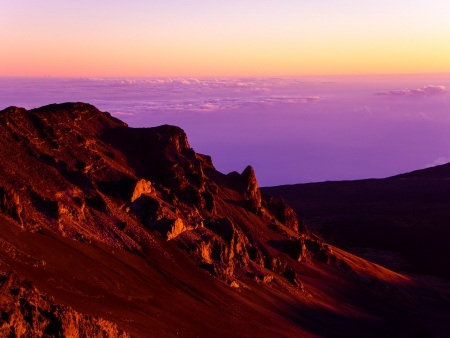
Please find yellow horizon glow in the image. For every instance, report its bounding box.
[1,1,450,78]
[2,45,449,78]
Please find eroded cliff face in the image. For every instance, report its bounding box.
[1,103,443,337]
[0,103,341,290]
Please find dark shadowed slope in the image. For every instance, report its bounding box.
[1,103,450,337]
[262,163,450,282]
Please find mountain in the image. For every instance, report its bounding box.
[262,164,450,282]
[1,103,449,337]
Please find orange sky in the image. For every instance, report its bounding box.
[1,1,450,77]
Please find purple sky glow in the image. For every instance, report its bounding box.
[1,75,449,186]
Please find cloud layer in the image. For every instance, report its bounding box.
[135,96,322,112]
[79,77,322,113]
[375,85,447,97]
[2,76,450,185]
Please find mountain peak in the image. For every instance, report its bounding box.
[30,101,99,113]
[0,106,28,116]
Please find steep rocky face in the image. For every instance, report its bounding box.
[0,271,130,338]
[1,103,448,337]
[0,102,413,288]
[0,102,323,288]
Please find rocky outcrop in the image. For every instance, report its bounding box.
[305,239,335,264]
[163,218,188,240]
[130,179,153,202]
[0,271,130,338]
[0,186,23,225]
[241,166,262,213]
[174,217,257,281]
[287,238,307,262]
[265,196,306,233]
[102,124,218,215]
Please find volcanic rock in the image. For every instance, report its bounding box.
[0,271,130,338]
[130,179,153,202]
[265,195,305,233]
[241,165,262,213]
[0,186,23,225]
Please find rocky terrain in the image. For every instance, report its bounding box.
[1,102,449,337]
[0,271,130,337]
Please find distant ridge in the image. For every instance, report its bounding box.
[393,162,450,179]
[263,160,450,283]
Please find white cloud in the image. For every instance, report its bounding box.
[112,111,135,116]
[60,77,323,114]
[129,95,322,112]
[375,85,447,97]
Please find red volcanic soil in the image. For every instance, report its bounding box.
[1,103,450,337]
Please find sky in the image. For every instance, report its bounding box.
[1,1,450,77]
[1,75,449,185]
[1,2,450,185]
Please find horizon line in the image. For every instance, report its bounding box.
[1,72,450,80]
